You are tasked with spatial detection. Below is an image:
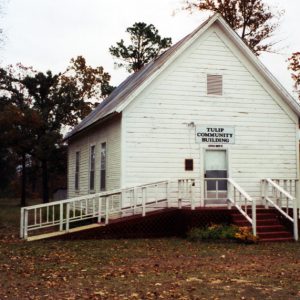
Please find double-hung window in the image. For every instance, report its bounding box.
[75,151,80,190]
[89,145,95,191]
[100,142,106,191]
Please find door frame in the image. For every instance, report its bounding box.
[200,146,231,205]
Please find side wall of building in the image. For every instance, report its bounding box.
[68,116,121,198]
[121,24,298,204]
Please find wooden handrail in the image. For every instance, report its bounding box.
[226,178,256,236]
[262,178,298,241]
[227,178,252,202]
[265,178,294,200]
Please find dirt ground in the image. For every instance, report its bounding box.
[0,199,300,300]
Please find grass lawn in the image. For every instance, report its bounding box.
[0,199,300,300]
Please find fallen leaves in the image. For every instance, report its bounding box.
[0,212,300,300]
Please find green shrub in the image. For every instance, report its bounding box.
[187,224,238,241]
[187,224,258,244]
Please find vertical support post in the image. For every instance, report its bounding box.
[264,180,269,209]
[142,187,146,217]
[293,198,298,241]
[205,180,209,204]
[46,206,49,223]
[133,187,138,214]
[191,181,195,210]
[252,199,257,236]
[227,181,232,210]
[105,197,109,224]
[166,182,169,208]
[24,209,28,240]
[98,197,102,223]
[20,207,25,238]
[93,197,96,217]
[59,203,63,231]
[260,180,264,205]
[296,180,300,219]
[39,208,42,227]
[66,203,70,232]
[155,184,158,204]
[200,178,205,207]
[178,180,181,204]
[121,191,125,215]
[178,198,182,209]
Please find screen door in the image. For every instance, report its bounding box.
[204,150,227,200]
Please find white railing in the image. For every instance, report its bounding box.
[203,177,256,235]
[178,178,196,209]
[20,178,196,240]
[270,179,297,198]
[261,178,298,241]
[227,178,256,236]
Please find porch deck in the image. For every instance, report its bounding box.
[20,178,299,242]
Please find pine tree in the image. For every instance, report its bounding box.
[110,22,172,73]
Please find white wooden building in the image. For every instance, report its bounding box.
[20,14,300,241]
[66,13,300,200]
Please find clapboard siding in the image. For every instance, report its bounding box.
[122,25,298,201]
[68,116,121,198]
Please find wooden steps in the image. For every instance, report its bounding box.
[231,209,294,243]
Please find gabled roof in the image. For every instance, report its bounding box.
[65,13,300,140]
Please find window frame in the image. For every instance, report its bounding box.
[89,145,96,192]
[100,142,107,191]
[75,151,80,191]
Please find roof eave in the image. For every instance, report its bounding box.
[63,112,119,142]
[215,17,300,117]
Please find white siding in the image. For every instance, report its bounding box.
[68,116,121,198]
[122,25,298,202]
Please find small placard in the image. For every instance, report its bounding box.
[196,126,235,144]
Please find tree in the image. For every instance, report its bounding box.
[0,66,40,206]
[22,57,114,203]
[0,56,114,203]
[288,52,300,100]
[109,22,172,73]
[183,0,283,55]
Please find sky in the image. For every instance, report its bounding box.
[0,0,300,95]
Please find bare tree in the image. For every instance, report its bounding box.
[183,0,284,55]
[288,52,300,100]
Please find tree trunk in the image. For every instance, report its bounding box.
[42,160,49,203]
[21,153,27,206]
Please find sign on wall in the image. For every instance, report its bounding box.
[195,126,235,144]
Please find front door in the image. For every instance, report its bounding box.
[204,150,227,203]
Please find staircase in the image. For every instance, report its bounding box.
[231,208,294,242]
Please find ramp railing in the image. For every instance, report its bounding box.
[20,178,196,240]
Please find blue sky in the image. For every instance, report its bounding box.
[1,0,300,95]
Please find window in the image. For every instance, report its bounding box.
[75,151,80,190]
[185,159,194,171]
[89,145,95,191]
[207,74,223,95]
[100,142,106,191]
